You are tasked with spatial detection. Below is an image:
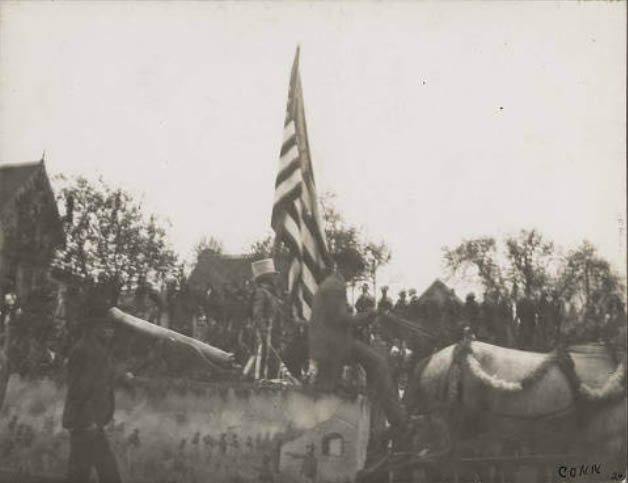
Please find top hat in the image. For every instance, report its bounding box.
[251,259,278,280]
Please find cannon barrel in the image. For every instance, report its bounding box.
[108,307,235,368]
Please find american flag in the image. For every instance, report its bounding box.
[271,47,330,321]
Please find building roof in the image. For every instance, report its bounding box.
[0,159,64,245]
[0,161,43,213]
[188,251,256,292]
[416,279,464,306]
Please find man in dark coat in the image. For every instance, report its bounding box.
[516,294,537,350]
[377,286,393,312]
[355,283,375,314]
[393,290,408,315]
[406,288,421,320]
[537,291,553,350]
[62,301,128,483]
[463,292,480,335]
[308,251,407,432]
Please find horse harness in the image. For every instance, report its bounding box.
[412,335,627,425]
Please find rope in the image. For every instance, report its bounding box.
[380,312,454,345]
[428,337,627,426]
[487,403,576,421]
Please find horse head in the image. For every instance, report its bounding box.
[375,310,449,358]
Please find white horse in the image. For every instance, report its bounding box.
[403,338,626,483]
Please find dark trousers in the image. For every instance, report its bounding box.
[351,339,407,428]
[316,339,406,428]
[67,428,121,483]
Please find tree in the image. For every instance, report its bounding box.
[247,192,393,286]
[248,234,274,259]
[53,176,179,304]
[557,241,623,303]
[364,241,392,293]
[444,230,625,343]
[444,229,558,299]
[443,236,506,296]
[505,229,555,297]
[320,192,391,284]
[194,236,224,260]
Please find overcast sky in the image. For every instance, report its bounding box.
[1,1,625,297]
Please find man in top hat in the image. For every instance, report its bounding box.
[62,293,130,483]
[377,286,393,312]
[309,249,407,437]
[250,259,282,380]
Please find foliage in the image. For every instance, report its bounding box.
[443,229,558,298]
[53,176,179,303]
[557,241,625,313]
[319,192,392,284]
[443,229,626,343]
[248,234,274,259]
[363,241,392,289]
[193,236,224,261]
[247,192,392,285]
[505,229,555,297]
[443,236,505,296]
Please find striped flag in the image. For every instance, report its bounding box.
[271,46,330,321]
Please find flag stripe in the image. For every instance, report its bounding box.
[275,158,301,188]
[273,169,302,205]
[272,47,329,321]
[279,143,299,172]
[280,135,297,158]
[283,121,296,142]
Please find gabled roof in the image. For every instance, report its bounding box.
[188,249,292,294]
[0,159,64,246]
[416,279,464,306]
[188,251,256,292]
[0,160,43,212]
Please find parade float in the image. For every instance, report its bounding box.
[1,46,626,483]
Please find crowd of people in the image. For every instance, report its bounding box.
[1,271,625,390]
[125,271,626,391]
[355,282,626,353]
[184,262,308,382]
[1,259,625,483]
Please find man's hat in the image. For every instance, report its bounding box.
[381,285,389,292]
[408,288,417,296]
[251,259,278,280]
[361,283,369,290]
[399,289,406,296]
